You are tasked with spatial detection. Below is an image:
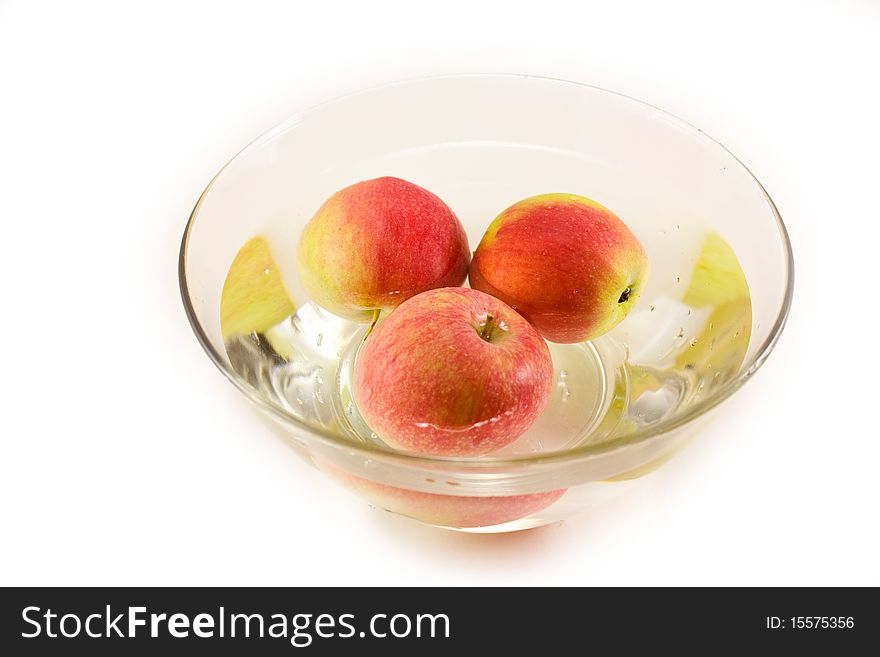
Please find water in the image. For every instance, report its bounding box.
[222,229,751,456]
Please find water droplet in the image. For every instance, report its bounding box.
[689,337,698,347]
[263,267,270,276]
[687,307,692,315]
[346,402,354,416]
[675,275,681,283]
[370,432,379,440]
[649,304,655,312]
[316,333,323,347]
[709,322,715,331]
[559,370,568,380]
[676,327,685,339]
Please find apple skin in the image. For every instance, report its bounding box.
[297,177,470,322]
[469,193,649,343]
[220,236,296,342]
[321,463,566,529]
[354,287,553,457]
[220,236,295,341]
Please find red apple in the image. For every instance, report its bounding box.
[470,193,649,343]
[353,287,553,457]
[320,462,566,529]
[296,176,470,322]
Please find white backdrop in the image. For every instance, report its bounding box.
[1,0,878,586]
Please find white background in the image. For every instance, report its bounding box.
[1,0,878,586]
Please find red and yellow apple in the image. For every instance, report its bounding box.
[296,177,470,322]
[354,287,553,457]
[469,193,649,343]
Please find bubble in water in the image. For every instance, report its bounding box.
[649,305,655,312]
[675,275,681,283]
[313,372,326,404]
[263,267,270,276]
[316,333,324,347]
[689,337,698,347]
[557,369,571,402]
[676,327,685,339]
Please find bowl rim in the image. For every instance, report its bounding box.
[178,72,794,469]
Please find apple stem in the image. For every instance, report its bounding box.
[478,313,496,342]
[363,308,381,340]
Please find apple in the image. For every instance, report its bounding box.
[675,232,752,380]
[296,176,470,322]
[322,463,566,529]
[220,236,295,340]
[353,287,553,457]
[469,193,649,343]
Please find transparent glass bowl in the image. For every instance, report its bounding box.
[179,75,793,532]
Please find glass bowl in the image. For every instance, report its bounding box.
[179,74,793,532]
